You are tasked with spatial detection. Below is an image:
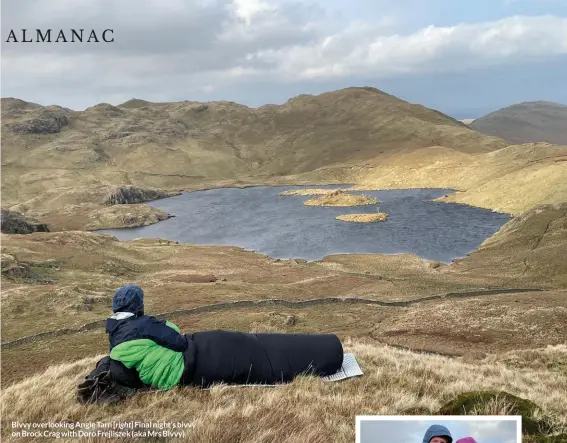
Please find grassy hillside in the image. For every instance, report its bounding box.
[2,210,566,438]
[451,203,567,287]
[2,342,566,443]
[471,101,567,145]
[1,88,506,223]
[3,88,566,229]
[317,143,567,214]
[2,204,566,382]
[1,82,567,442]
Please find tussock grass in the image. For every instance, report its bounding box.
[336,213,388,223]
[482,344,567,372]
[469,394,519,416]
[304,190,378,207]
[2,341,566,443]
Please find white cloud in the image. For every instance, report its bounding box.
[252,15,567,80]
[232,0,275,24]
[1,0,566,108]
[466,420,518,443]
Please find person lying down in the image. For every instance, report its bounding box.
[78,285,344,402]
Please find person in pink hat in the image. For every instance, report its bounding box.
[456,438,478,443]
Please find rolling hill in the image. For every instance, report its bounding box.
[2,204,567,441]
[0,88,504,214]
[1,87,566,230]
[470,101,567,144]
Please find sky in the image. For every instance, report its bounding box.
[359,419,519,443]
[1,0,567,118]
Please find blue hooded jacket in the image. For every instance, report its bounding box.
[105,285,189,390]
[422,425,453,443]
[106,285,188,352]
[112,285,144,316]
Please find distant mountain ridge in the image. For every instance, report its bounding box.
[1,86,505,211]
[471,101,567,144]
[2,87,566,228]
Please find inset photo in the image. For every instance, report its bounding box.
[356,416,521,443]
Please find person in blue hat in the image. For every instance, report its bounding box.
[106,285,189,390]
[102,285,344,394]
[422,424,453,443]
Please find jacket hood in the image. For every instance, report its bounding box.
[112,285,144,316]
[422,425,453,443]
[456,439,477,443]
[105,311,135,334]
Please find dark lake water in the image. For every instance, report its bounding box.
[98,186,511,263]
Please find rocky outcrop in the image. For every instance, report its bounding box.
[7,109,69,134]
[104,186,181,205]
[304,190,379,207]
[0,253,30,278]
[0,209,49,234]
[0,253,58,284]
[85,203,172,230]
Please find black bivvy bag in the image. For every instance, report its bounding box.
[79,331,343,403]
[180,330,344,387]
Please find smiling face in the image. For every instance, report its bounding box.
[430,438,449,443]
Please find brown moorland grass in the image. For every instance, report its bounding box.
[3,226,543,344]
[1,204,566,440]
[2,341,566,443]
[2,288,567,387]
[304,190,378,207]
[343,144,567,215]
[336,213,388,223]
[1,202,565,348]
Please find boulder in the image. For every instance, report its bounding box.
[284,315,297,326]
[7,109,68,134]
[1,209,49,234]
[103,186,180,205]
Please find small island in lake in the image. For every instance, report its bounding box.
[304,190,378,207]
[279,188,347,196]
[336,213,388,223]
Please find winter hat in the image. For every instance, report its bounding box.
[423,425,453,443]
[456,439,477,443]
[112,285,144,316]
